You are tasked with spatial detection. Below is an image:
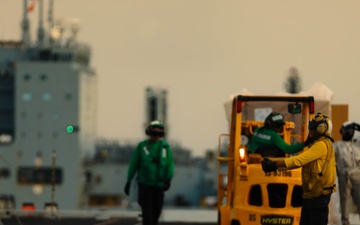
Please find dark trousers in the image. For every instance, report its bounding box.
[300,194,331,225]
[138,183,165,225]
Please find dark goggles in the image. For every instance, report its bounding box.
[274,122,284,127]
[309,113,328,130]
[308,120,317,130]
[149,130,165,137]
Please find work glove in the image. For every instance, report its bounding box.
[163,180,171,191]
[261,158,278,173]
[124,182,131,196]
[304,134,313,147]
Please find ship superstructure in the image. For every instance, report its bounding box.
[0,0,218,211]
[0,0,96,210]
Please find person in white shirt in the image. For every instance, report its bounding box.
[333,121,360,225]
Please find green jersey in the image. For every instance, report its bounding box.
[248,127,305,154]
[126,139,174,186]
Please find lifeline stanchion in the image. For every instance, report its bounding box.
[45,149,58,218]
[51,150,56,209]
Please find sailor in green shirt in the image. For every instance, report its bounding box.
[124,120,174,225]
[248,112,310,157]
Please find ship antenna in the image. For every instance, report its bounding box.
[48,0,54,46]
[21,0,31,46]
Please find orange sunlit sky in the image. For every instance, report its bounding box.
[2,0,360,156]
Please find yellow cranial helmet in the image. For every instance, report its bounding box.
[309,112,332,135]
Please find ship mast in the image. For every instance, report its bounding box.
[48,0,54,46]
[21,0,31,46]
[37,0,45,47]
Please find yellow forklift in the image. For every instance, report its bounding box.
[217,95,315,225]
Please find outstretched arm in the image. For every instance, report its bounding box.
[272,133,305,154]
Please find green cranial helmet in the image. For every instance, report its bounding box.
[145,120,166,137]
[149,120,164,129]
[265,112,285,129]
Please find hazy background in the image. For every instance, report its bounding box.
[2,0,360,156]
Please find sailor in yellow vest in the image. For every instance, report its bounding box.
[262,112,337,225]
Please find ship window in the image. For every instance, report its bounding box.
[267,183,287,208]
[40,74,47,81]
[20,131,26,138]
[85,170,92,183]
[23,74,31,81]
[65,92,73,100]
[17,167,63,185]
[42,93,51,101]
[248,184,262,206]
[95,175,102,184]
[291,185,302,207]
[88,195,122,207]
[34,151,42,167]
[52,113,59,120]
[0,135,12,144]
[22,93,32,101]
[0,168,10,178]
[0,195,15,209]
[52,132,58,138]
[186,172,193,178]
[17,151,23,159]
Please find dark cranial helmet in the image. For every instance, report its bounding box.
[264,113,285,130]
[340,121,360,141]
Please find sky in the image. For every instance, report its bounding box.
[2,0,360,156]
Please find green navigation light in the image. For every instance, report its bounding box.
[66,125,79,133]
[66,125,74,133]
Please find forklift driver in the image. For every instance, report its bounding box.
[248,112,311,157]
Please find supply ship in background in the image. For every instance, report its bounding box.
[0,0,97,210]
[0,0,218,220]
[5,2,357,225]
